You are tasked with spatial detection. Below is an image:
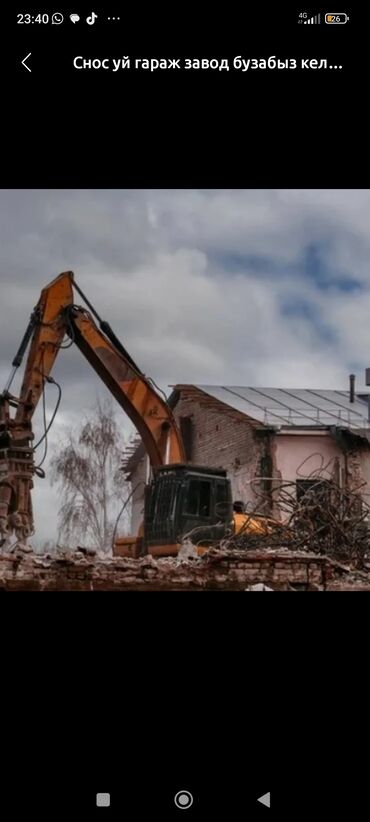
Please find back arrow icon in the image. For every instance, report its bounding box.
[22,53,32,72]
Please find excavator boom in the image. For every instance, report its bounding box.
[0,271,185,545]
[0,270,278,558]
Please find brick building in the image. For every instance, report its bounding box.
[123,384,370,533]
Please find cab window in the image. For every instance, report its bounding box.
[185,479,211,517]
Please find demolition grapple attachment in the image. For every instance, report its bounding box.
[0,394,35,547]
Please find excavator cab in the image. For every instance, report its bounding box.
[143,465,233,556]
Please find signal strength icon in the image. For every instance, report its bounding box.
[303,13,321,23]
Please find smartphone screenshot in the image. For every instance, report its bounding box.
[2,6,367,819]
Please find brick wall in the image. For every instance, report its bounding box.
[346,450,364,491]
[0,549,350,591]
[128,388,274,530]
[173,389,266,510]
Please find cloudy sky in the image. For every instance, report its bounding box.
[1,189,370,546]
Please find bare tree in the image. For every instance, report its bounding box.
[50,399,132,555]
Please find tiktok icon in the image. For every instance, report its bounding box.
[86,12,98,25]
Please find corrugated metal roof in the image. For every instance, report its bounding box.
[195,386,370,429]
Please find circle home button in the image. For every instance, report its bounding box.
[174,791,193,809]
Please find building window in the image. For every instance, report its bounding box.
[180,416,193,461]
[296,478,331,504]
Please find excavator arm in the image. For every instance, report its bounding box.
[0,271,185,544]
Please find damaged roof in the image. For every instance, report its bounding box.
[192,386,370,430]
[123,384,370,473]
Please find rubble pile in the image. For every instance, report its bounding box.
[1,545,370,590]
[226,477,370,566]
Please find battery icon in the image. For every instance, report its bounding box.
[325,13,349,23]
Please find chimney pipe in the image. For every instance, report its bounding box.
[349,374,355,403]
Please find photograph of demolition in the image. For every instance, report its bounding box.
[1,189,370,590]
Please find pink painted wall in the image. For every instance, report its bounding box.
[272,434,345,521]
[274,434,370,520]
[273,434,343,485]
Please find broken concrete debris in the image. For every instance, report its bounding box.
[1,546,370,591]
[222,477,370,565]
[245,583,274,591]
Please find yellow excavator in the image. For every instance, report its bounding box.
[0,271,280,557]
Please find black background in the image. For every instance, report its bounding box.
[7,5,361,186]
[2,6,368,819]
